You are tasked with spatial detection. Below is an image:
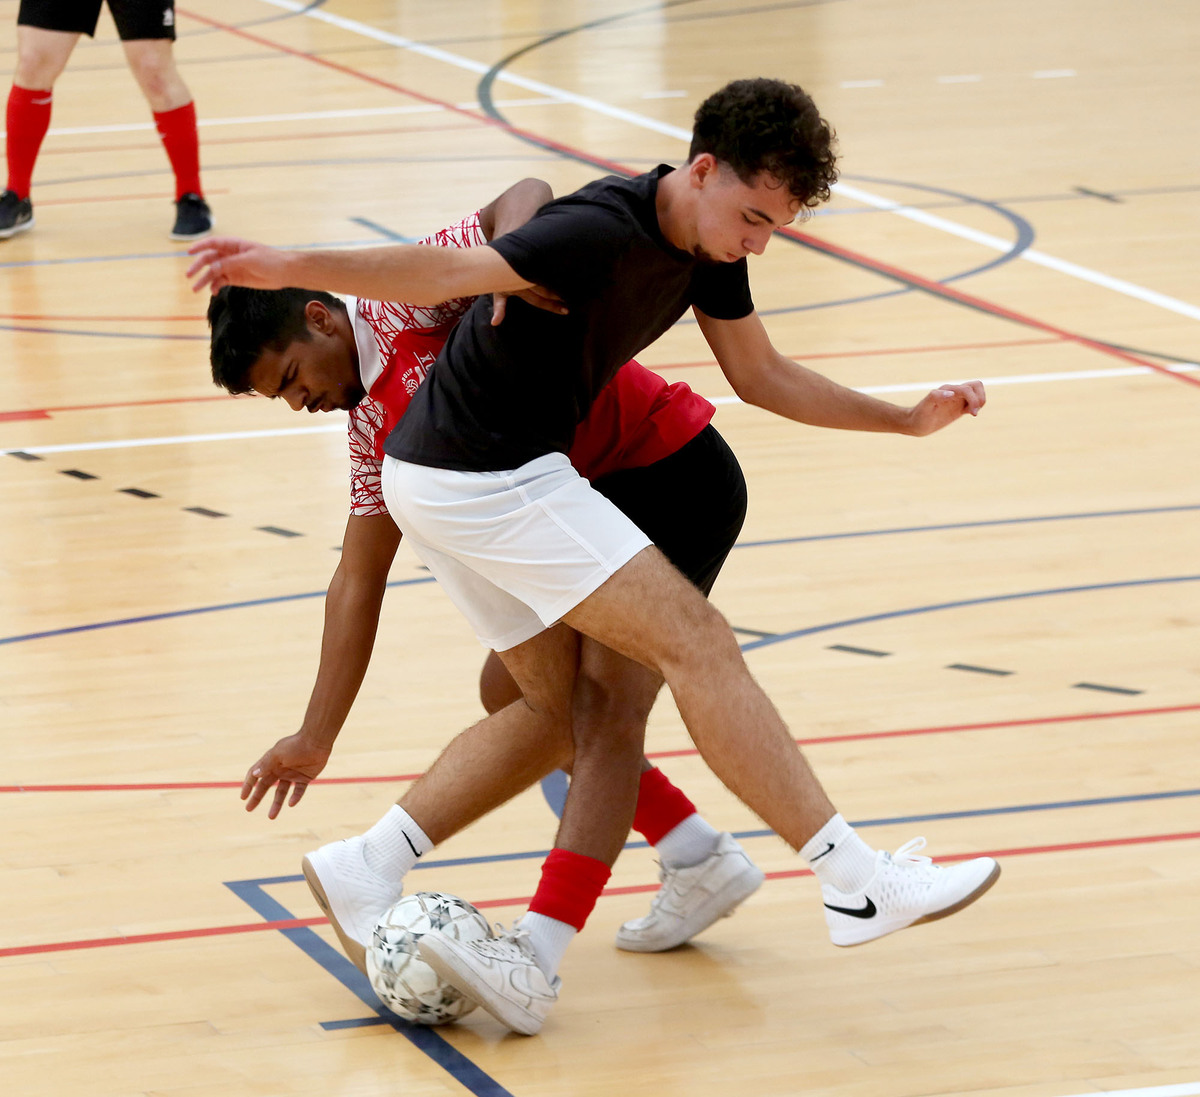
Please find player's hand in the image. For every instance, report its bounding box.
[241,733,332,819]
[490,285,567,326]
[906,380,986,436]
[186,237,291,294]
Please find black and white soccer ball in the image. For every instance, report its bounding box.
[366,891,492,1025]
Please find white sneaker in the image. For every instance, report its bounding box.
[418,924,559,1036]
[301,835,402,974]
[616,832,765,952]
[823,837,1000,947]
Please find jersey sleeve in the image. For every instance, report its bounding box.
[347,397,388,516]
[690,257,754,320]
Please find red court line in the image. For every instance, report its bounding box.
[4,829,1198,959]
[179,7,1200,391]
[4,703,1196,794]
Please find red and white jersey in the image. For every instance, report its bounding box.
[346,212,715,516]
[347,214,485,515]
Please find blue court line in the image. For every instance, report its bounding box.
[3,506,1197,648]
[0,574,436,646]
[736,503,1200,547]
[738,574,1200,652]
[224,878,516,1097]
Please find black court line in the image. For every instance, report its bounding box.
[257,525,303,538]
[59,468,98,480]
[119,487,160,499]
[947,663,1014,676]
[828,644,890,657]
[183,506,228,518]
[1074,682,1144,696]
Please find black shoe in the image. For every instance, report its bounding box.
[0,189,34,239]
[170,192,213,241]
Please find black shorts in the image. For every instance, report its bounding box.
[591,425,747,597]
[18,0,177,40]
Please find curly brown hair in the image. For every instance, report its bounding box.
[688,77,838,209]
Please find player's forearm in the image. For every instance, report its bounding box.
[739,352,915,434]
[295,571,388,748]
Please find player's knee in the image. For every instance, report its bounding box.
[571,672,648,755]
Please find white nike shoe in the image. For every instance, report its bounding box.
[822,837,1000,947]
[418,924,559,1036]
[616,832,765,952]
[302,835,403,974]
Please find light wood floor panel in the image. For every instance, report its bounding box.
[3,1,1198,1094]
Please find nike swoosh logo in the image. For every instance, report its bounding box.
[808,841,835,862]
[823,896,877,919]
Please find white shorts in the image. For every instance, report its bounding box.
[381,452,652,652]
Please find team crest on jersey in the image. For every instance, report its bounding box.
[163,7,175,26]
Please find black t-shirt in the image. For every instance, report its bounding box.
[383,165,754,472]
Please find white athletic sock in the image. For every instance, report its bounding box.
[361,805,434,880]
[654,813,722,869]
[800,813,878,894]
[518,911,576,980]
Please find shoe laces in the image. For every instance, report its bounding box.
[479,922,537,960]
[888,836,931,867]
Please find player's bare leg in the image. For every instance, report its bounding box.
[563,546,1000,946]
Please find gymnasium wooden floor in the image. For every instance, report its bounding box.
[2,2,1198,1095]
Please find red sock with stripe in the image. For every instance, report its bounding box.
[153,101,202,200]
[6,85,53,198]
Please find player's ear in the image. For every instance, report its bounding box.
[305,300,334,333]
[689,153,718,188]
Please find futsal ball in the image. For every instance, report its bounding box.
[366,891,492,1025]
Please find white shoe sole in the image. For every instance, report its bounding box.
[0,215,34,240]
[302,852,369,974]
[830,860,1002,947]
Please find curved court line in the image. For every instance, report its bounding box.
[739,574,1200,652]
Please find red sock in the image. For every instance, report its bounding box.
[6,85,53,198]
[153,101,202,200]
[527,848,611,931]
[631,767,698,845]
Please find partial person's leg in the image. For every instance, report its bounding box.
[563,547,999,945]
[121,37,210,237]
[302,624,581,974]
[3,26,77,234]
[480,645,763,952]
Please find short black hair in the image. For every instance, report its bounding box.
[688,77,838,210]
[207,286,346,395]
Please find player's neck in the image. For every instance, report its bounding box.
[655,167,696,254]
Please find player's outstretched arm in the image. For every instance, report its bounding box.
[696,308,985,436]
[188,234,534,304]
[241,513,402,818]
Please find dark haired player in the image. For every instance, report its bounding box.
[190,78,996,1035]
[205,179,766,973]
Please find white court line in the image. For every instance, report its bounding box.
[1,98,563,140]
[1057,1085,1200,1097]
[253,0,1200,324]
[6,364,1194,455]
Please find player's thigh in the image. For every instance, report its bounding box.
[496,622,581,722]
[575,638,663,729]
[563,545,737,675]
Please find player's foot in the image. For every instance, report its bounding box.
[418,923,559,1036]
[822,836,1000,946]
[302,835,402,974]
[0,190,34,239]
[170,193,213,240]
[616,832,765,952]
